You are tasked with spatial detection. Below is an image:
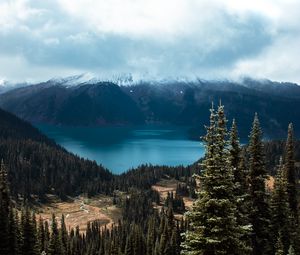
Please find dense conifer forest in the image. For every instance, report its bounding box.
[1,104,300,255]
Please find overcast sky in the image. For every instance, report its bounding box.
[0,0,299,83]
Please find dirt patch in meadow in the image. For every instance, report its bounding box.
[152,179,180,200]
[36,195,122,233]
[152,178,195,214]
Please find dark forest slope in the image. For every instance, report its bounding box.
[0,107,113,200]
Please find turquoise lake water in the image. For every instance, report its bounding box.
[36,125,205,174]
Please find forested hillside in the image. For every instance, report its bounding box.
[1,105,300,254]
[0,107,113,200]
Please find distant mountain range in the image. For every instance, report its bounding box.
[0,75,300,139]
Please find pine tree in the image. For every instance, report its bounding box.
[248,114,272,255]
[271,158,291,254]
[229,119,248,193]
[60,214,69,255]
[146,217,155,255]
[283,123,300,254]
[0,160,10,254]
[170,228,180,255]
[159,222,169,255]
[8,204,18,254]
[284,123,298,219]
[15,209,22,255]
[48,214,63,255]
[229,119,252,248]
[124,234,133,255]
[181,104,246,255]
[21,207,38,255]
[275,235,284,255]
[44,220,50,254]
[37,216,45,254]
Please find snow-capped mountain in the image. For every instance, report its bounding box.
[45,73,202,87]
[47,73,139,87]
[1,75,300,139]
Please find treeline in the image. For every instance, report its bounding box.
[115,164,199,192]
[0,105,200,201]
[3,103,300,255]
[182,104,299,255]
[0,137,200,200]
[264,140,300,176]
[0,138,113,200]
[0,107,55,144]
[0,164,187,255]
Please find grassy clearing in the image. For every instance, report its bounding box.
[35,195,122,233]
[152,178,195,219]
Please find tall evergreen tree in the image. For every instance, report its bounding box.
[229,120,252,251]
[271,158,291,254]
[48,214,63,255]
[283,123,300,254]
[284,123,298,220]
[248,114,272,255]
[182,104,248,255]
[37,216,45,254]
[60,214,69,255]
[8,206,19,255]
[21,207,38,255]
[229,119,248,192]
[274,234,284,255]
[146,217,156,255]
[0,160,10,254]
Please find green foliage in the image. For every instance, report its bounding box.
[182,104,250,255]
[248,114,272,255]
[48,214,63,255]
[2,104,300,255]
[284,123,298,219]
[274,234,284,255]
[271,158,291,254]
[0,161,10,254]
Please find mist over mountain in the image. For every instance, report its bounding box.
[0,76,299,139]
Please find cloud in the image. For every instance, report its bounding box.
[0,0,299,83]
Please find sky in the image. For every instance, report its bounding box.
[0,0,300,83]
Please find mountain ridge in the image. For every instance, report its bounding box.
[1,77,300,139]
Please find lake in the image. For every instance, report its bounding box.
[36,125,205,174]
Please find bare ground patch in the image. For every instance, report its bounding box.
[36,195,122,233]
[152,178,195,215]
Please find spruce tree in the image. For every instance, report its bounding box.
[248,114,272,255]
[48,214,63,255]
[159,222,169,255]
[8,204,20,255]
[124,234,133,255]
[181,104,247,255]
[146,217,155,255]
[271,158,291,254]
[283,123,300,254]
[60,214,69,254]
[37,216,45,254]
[44,220,50,254]
[170,228,180,255]
[21,207,39,255]
[229,119,248,193]
[274,234,284,255]
[284,123,298,219]
[0,160,10,254]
